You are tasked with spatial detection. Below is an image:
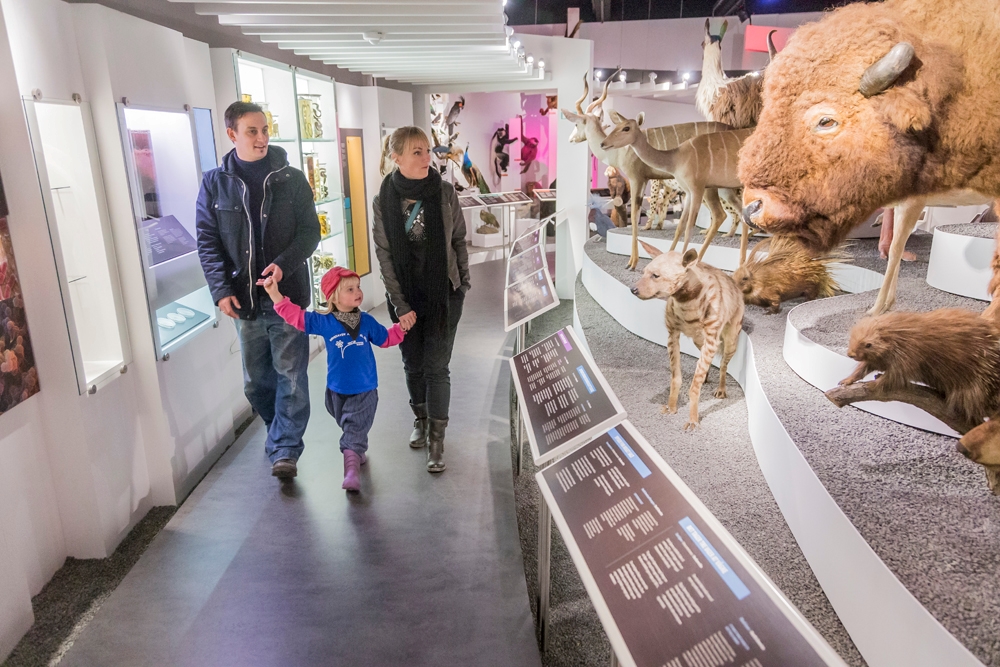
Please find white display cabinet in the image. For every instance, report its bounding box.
[24,98,130,394]
[117,104,218,360]
[234,53,301,169]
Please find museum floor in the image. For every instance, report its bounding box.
[51,260,542,667]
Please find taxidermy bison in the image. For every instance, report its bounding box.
[738,0,1000,253]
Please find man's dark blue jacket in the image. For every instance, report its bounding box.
[196,145,320,318]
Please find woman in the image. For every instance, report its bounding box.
[373,127,471,473]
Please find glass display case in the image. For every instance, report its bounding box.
[295,70,347,306]
[235,54,300,169]
[117,104,218,359]
[24,99,130,394]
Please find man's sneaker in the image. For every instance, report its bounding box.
[271,458,297,479]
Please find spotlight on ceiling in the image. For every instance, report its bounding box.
[538,60,545,69]
[595,70,602,80]
[682,72,691,81]
[362,30,384,45]
[527,55,534,64]
[512,40,521,49]
[619,71,626,82]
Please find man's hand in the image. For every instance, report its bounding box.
[399,311,417,331]
[218,296,242,319]
[262,263,283,283]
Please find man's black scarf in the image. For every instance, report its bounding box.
[379,168,450,333]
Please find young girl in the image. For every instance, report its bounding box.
[260,266,404,492]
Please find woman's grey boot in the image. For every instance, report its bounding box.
[409,403,428,449]
[426,418,448,473]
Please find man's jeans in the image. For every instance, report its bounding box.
[235,298,310,464]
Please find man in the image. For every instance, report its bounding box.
[196,101,320,480]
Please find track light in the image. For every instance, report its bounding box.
[527,55,534,64]
[595,70,602,80]
[538,60,545,69]
[619,71,626,82]
[512,40,521,49]
[682,72,691,81]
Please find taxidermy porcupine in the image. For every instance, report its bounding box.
[732,235,842,313]
[841,309,1000,425]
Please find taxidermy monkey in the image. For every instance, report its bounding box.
[731,236,843,313]
[540,95,558,116]
[520,136,539,174]
[446,96,465,135]
[840,309,1000,425]
[490,124,518,183]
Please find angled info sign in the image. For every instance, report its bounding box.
[536,421,848,667]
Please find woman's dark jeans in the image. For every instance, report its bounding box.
[396,290,465,420]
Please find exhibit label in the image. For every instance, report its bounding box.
[504,268,560,332]
[511,230,542,257]
[141,215,198,266]
[509,326,625,463]
[507,244,546,287]
[536,422,846,667]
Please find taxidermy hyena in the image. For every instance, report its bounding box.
[632,241,745,430]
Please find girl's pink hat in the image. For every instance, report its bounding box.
[321,266,360,298]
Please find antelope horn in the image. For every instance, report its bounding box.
[587,67,619,115]
[767,30,778,61]
[859,42,915,98]
[575,72,589,114]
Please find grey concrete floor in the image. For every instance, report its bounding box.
[56,260,542,667]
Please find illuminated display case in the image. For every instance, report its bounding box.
[117,103,219,359]
[24,98,130,393]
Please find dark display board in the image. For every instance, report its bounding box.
[507,244,546,287]
[509,326,625,463]
[536,421,843,667]
[504,268,559,333]
[534,188,558,201]
[458,195,484,209]
[479,191,532,206]
[511,230,542,257]
[141,215,197,266]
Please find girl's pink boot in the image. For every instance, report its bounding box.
[342,450,362,492]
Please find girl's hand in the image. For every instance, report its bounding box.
[257,275,283,301]
[399,311,417,331]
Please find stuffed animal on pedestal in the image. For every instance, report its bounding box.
[477,209,500,234]
[631,241,744,431]
[490,124,518,185]
[540,95,558,116]
[731,236,843,313]
[519,136,539,175]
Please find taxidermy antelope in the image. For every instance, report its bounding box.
[696,20,777,130]
[561,71,733,269]
[602,113,752,264]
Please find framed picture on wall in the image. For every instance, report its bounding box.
[0,171,41,414]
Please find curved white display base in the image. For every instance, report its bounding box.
[926,227,993,302]
[580,252,983,667]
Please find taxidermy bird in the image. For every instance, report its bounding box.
[490,123,519,184]
[461,147,490,193]
[540,95,558,116]
[519,136,539,174]
[445,96,465,135]
[478,209,500,234]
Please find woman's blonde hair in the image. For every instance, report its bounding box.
[389,126,431,160]
[318,274,361,314]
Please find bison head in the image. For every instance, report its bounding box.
[737,3,963,252]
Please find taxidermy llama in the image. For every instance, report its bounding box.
[632,242,744,431]
[696,20,776,129]
[561,71,733,269]
[602,113,751,263]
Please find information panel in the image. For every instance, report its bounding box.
[511,230,542,257]
[507,244,546,287]
[534,188,558,201]
[141,215,197,266]
[458,195,484,209]
[536,421,846,667]
[509,327,626,463]
[504,268,559,332]
[479,191,532,206]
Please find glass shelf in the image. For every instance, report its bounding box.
[270,138,298,143]
[301,138,336,143]
[314,196,341,206]
[25,99,130,394]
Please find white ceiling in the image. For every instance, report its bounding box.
[166,0,545,85]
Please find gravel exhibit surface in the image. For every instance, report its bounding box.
[579,225,1000,666]
[936,222,997,239]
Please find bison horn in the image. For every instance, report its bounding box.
[767,30,778,61]
[859,42,915,98]
[576,72,589,114]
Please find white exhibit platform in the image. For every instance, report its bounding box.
[579,249,984,667]
[926,224,995,302]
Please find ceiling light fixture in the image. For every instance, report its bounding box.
[682,72,691,81]
[362,31,384,45]
[538,60,545,69]
[619,71,627,82]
